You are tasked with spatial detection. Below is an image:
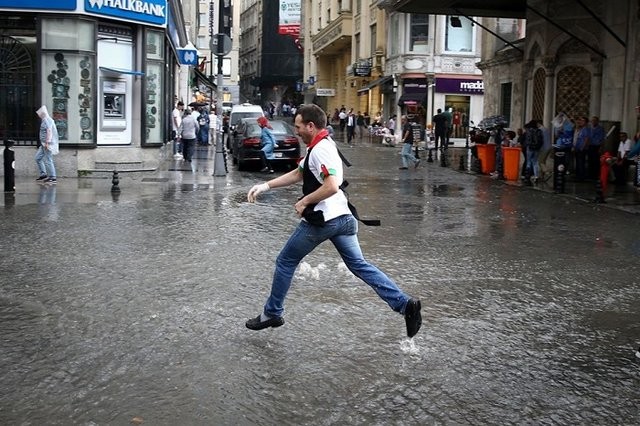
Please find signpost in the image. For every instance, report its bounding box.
[212,0,232,177]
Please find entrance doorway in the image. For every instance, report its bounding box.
[445,94,470,138]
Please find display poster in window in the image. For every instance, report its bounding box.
[43,51,95,145]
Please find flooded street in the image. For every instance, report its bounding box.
[1,143,639,424]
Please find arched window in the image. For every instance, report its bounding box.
[532,67,545,121]
[555,65,591,118]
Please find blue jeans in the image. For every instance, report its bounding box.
[35,146,56,178]
[263,214,410,318]
[401,143,418,168]
[526,149,540,178]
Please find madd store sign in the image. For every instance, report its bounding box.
[435,77,484,94]
[85,0,167,27]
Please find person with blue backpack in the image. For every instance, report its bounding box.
[524,120,544,183]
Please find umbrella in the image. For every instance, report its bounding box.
[188,101,208,108]
[477,115,507,130]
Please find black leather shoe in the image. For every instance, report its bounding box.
[246,314,285,331]
[404,299,422,338]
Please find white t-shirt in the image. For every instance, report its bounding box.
[618,138,632,158]
[300,137,351,222]
[172,108,182,131]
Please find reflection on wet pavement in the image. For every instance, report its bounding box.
[0,142,639,424]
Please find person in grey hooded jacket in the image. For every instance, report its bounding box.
[35,105,59,183]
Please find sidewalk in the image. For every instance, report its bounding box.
[334,128,640,216]
[3,140,640,214]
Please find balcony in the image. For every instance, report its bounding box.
[311,12,353,56]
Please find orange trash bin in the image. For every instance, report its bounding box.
[476,144,496,174]
[502,146,522,181]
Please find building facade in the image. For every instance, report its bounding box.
[0,0,191,176]
[302,0,489,130]
[380,0,640,138]
[239,0,303,112]
[187,0,240,107]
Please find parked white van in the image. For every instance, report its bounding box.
[229,103,264,132]
[227,103,264,151]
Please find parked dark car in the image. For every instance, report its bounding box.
[230,118,302,170]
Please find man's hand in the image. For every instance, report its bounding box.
[294,198,308,217]
[247,182,270,203]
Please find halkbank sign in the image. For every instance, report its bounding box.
[85,0,166,27]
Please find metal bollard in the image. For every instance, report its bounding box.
[111,170,121,192]
[3,139,15,192]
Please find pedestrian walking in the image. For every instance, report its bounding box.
[172,101,184,159]
[432,109,447,152]
[588,116,605,180]
[387,115,396,135]
[178,108,198,162]
[399,115,420,170]
[346,109,356,145]
[209,107,218,146]
[524,120,544,183]
[197,107,210,146]
[35,105,59,184]
[257,116,276,173]
[245,103,422,338]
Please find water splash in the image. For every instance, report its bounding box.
[296,261,328,280]
[400,338,420,355]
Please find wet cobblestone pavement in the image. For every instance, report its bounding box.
[1,142,639,425]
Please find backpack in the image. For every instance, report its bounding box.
[526,127,543,150]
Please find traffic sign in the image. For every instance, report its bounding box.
[210,33,232,56]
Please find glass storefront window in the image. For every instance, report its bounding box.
[41,19,94,51]
[42,52,95,145]
[144,62,163,144]
[146,30,164,60]
[144,29,165,145]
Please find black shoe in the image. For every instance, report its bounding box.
[246,314,285,331]
[404,299,422,338]
[44,178,57,184]
[260,167,270,173]
[36,175,47,181]
[399,166,409,170]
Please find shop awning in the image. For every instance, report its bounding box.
[193,68,217,90]
[357,75,393,95]
[99,67,145,76]
[397,92,426,106]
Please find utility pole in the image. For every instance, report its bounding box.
[212,0,231,176]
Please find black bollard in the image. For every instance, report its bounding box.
[111,170,121,192]
[553,148,566,193]
[459,153,465,171]
[427,148,433,163]
[3,139,15,192]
